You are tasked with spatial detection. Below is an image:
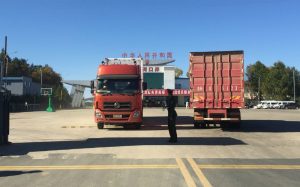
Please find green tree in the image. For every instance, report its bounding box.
[186,71,190,78]
[262,62,288,100]
[286,67,299,101]
[7,58,30,77]
[52,84,72,108]
[0,50,72,108]
[246,61,268,99]
[36,65,62,85]
[0,49,12,65]
[30,65,43,83]
[175,68,183,78]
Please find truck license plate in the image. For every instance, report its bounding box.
[113,114,122,118]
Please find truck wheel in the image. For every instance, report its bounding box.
[233,122,241,129]
[97,123,104,129]
[194,122,200,129]
[220,122,229,130]
[135,123,142,129]
[200,123,207,128]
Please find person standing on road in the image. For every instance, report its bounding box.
[165,89,178,143]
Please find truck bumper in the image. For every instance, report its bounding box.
[203,118,240,121]
[95,110,142,125]
[194,108,241,123]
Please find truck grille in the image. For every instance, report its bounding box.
[103,102,131,110]
[105,114,130,119]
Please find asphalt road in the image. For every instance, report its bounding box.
[1,108,300,187]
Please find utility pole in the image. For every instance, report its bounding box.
[0,40,3,90]
[60,89,62,109]
[293,70,296,102]
[40,68,43,88]
[258,76,261,102]
[4,36,8,76]
[0,36,8,90]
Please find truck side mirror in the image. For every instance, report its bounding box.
[90,80,95,94]
[142,82,147,90]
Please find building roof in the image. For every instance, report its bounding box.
[2,76,32,81]
[144,59,175,66]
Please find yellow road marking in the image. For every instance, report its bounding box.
[0,165,178,171]
[188,158,212,187]
[176,158,196,187]
[198,165,300,170]
[1,164,299,171]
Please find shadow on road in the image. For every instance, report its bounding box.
[232,120,300,133]
[0,137,246,156]
[128,117,300,133]
[141,116,300,133]
[108,116,195,131]
[143,116,193,125]
[0,170,41,177]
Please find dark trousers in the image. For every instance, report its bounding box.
[168,116,177,140]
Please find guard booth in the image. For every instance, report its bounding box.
[0,89,10,145]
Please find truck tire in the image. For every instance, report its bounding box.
[194,109,207,129]
[194,121,207,129]
[200,123,207,128]
[226,109,241,130]
[135,123,142,129]
[194,121,200,128]
[220,122,229,130]
[231,119,241,129]
[97,123,104,129]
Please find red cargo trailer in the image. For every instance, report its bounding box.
[189,51,244,129]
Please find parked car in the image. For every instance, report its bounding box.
[273,102,284,109]
[256,103,263,109]
[262,104,270,109]
[284,103,299,109]
[273,103,280,109]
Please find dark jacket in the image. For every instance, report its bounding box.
[166,96,177,120]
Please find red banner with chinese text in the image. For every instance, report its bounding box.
[143,89,190,96]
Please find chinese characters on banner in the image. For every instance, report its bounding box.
[172,89,190,96]
[121,52,173,59]
[143,89,167,96]
[143,66,161,73]
[143,89,190,96]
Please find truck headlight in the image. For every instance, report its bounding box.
[133,110,140,118]
[95,109,102,118]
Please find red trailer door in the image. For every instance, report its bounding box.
[190,51,244,109]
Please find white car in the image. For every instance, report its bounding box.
[273,103,281,109]
[273,103,284,109]
[256,104,263,109]
[262,104,270,109]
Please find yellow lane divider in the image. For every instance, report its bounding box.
[198,164,300,170]
[0,165,178,170]
[188,158,212,187]
[176,158,197,187]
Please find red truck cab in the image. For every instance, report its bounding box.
[91,58,145,129]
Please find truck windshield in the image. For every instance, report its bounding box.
[97,79,139,94]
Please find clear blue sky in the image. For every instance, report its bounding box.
[1,0,300,81]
